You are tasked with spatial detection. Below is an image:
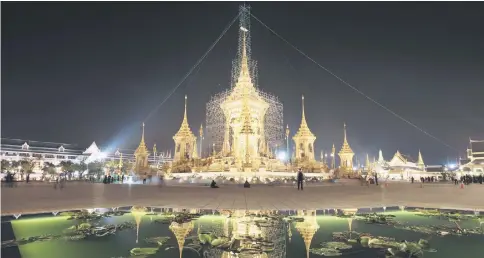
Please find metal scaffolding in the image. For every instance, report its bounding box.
[206,88,284,153]
[206,4,284,153]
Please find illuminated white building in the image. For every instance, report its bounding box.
[0,138,172,177]
[374,149,430,180]
[460,139,484,174]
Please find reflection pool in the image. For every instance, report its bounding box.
[1,206,483,258]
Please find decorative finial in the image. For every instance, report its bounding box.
[300,95,308,128]
[343,123,348,144]
[141,122,145,143]
[183,95,188,123]
[238,27,251,82]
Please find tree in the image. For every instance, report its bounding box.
[20,158,36,180]
[105,160,118,174]
[1,160,11,173]
[59,161,75,180]
[72,161,88,179]
[42,162,57,179]
[88,161,105,179]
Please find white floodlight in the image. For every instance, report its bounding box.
[240,26,248,32]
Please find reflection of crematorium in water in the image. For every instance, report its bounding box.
[2,207,483,258]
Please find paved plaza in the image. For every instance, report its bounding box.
[1,181,484,216]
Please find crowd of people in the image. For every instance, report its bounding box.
[454,174,483,185]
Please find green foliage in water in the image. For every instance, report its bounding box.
[130,247,158,256]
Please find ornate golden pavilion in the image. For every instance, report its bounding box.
[338,123,355,173]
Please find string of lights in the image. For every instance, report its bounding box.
[247,10,458,152]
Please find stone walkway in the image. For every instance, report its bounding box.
[1,182,483,215]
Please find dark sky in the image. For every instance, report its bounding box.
[2,2,484,164]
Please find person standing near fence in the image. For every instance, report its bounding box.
[297,168,304,191]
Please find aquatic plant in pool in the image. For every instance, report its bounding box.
[1,207,483,258]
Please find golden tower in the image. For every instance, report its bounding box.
[173,95,198,161]
[169,221,194,258]
[295,210,320,258]
[292,95,316,161]
[134,123,150,174]
[417,150,425,170]
[338,123,355,172]
[220,28,269,169]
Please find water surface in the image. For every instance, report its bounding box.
[2,207,483,258]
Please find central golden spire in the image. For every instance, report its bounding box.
[237,28,252,84]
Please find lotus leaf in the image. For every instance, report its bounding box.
[310,247,343,256]
[145,236,170,246]
[417,239,429,249]
[211,237,230,247]
[360,236,370,247]
[78,223,91,230]
[130,247,158,256]
[198,233,215,245]
[321,242,353,250]
[368,238,400,249]
[401,241,424,257]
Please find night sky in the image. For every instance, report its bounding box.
[2,2,483,164]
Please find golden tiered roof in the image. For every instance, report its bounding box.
[174,95,196,140]
[231,29,256,95]
[223,29,267,109]
[293,95,316,139]
[134,123,149,157]
[338,123,354,155]
[169,221,194,258]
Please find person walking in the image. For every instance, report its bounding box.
[297,168,304,191]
